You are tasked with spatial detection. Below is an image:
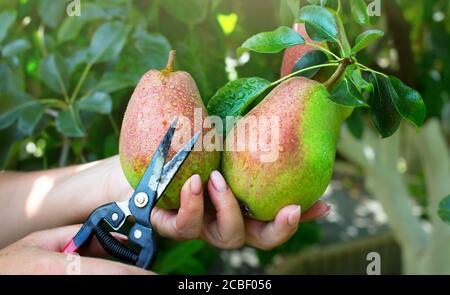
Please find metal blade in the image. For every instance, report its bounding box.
[156,131,201,199]
[133,118,178,195]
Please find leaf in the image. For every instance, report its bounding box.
[0,101,37,130]
[39,54,69,96]
[0,10,17,43]
[369,73,402,138]
[438,195,450,225]
[330,77,368,107]
[297,5,338,42]
[88,22,130,64]
[352,30,384,54]
[351,69,373,92]
[389,76,426,127]
[132,32,172,70]
[18,104,46,135]
[94,72,137,93]
[77,92,112,114]
[240,26,305,54]
[57,3,109,43]
[291,50,328,78]
[37,0,66,29]
[161,0,209,25]
[346,109,365,140]
[56,106,86,137]
[1,39,31,58]
[351,0,370,25]
[206,78,271,120]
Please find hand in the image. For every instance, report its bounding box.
[0,225,154,275]
[150,171,330,250]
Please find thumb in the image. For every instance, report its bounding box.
[25,224,84,252]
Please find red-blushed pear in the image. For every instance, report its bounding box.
[119,50,220,209]
[222,77,352,221]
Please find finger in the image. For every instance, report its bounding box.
[245,205,300,250]
[201,171,245,249]
[25,224,85,251]
[151,175,204,240]
[28,249,154,275]
[77,256,155,275]
[300,200,331,222]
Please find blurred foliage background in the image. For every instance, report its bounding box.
[0,0,449,274]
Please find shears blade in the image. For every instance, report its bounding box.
[134,118,178,195]
[156,131,201,199]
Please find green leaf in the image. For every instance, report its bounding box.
[389,76,426,127]
[0,101,37,130]
[39,53,69,96]
[346,109,364,140]
[291,50,328,78]
[0,10,17,43]
[58,17,88,44]
[1,39,31,58]
[369,73,402,138]
[438,195,450,225]
[57,3,109,43]
[351,69,373,92]
[132,32,172,70]
[77,92,112,114]
[240,26,305,54]
[352,30,384,54]
[161,0,209,25]
[206,78,271,120]
[94,72,137,93]
[18,104,46,135]
[330,77,368,107]
[56,106,86,137]
[38,0,66,29]
[351,0,370,25]
[88,22,130,64]
[297,5,338,42]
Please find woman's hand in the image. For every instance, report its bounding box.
[149,171,330,250]
[0,225,153,275]
[102,156,330,250]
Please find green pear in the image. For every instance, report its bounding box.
[222,77,352,221]
[119,50,220,209]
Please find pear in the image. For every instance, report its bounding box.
[222,77,352,221]
[119,50,220,209]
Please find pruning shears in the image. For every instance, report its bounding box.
[63,118,200,269]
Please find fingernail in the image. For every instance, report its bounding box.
[210,170,228,192]
[288,205,301,226]
[189,174,202,196]
[319,204,332,219]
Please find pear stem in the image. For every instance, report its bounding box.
[165,50,176,73]
[324,58,352,91]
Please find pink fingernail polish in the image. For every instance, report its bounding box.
[190,175,202,196]
[210,171,228,192]
[288,206,301,226]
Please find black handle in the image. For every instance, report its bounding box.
[94,224,139,264]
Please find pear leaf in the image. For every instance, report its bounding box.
[330,77,368,107]
[207,78,271,120]
[369,73,402,138]
[352,30,384,54]
[297,5,339,42]
[389,76,426,127]
[240,26,305,54]
[438,195,450,225]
